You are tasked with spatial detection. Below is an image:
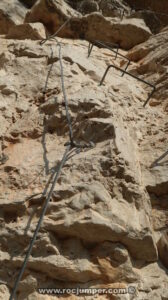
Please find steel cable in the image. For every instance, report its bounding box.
[9,145,71,300]
[43,45,54,96]
[40,18,74,144]
[9,10,162,297]
[56,40,74,144]
[40,18,71,45]
[10,20,95,299]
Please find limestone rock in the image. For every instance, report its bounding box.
[25,0,81,34]
[0,1,168,299]
[0,285,10,300]
[6,22,46,40]
[84,15,151,49]
[129,10,162,33]
[0,0,27,34]
[127,27,168,103]
[25,0,151,49]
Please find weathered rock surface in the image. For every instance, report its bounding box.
[25,0,151,49]
[99,0,130,18]
[6,22,46,40]
[129,10,162,33]
[127,27,168,106]
[0,0,28,34]
[25,0,81,33]
[0,0,168,299]
[0,34,167,299]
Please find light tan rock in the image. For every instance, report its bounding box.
[127,27,168,103]
[0,5,168,298]
[0,285,10,300]
[25,0,151,49]
[6,22,46,40]
[84,15,151,49]
[25,0,81,34]
[129,10,162,34]
[0,0,28,34]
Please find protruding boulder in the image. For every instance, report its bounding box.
[0,0,27,34]
[6,22,46,40]
[25,0,151,49]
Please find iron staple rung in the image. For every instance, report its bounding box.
[99,63,156,107]
[10,20,96,299]
[88,40,130,74]
[88,40,119,58]
[94,39,130,65]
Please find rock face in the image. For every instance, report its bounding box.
[127,27,168,105]
[0,0,168,300]
[6,22,46,40]
[129,10,162,33]
[25,0,151,49]
[0,0,28,34]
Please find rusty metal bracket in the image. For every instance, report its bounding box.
[99,63,156,107]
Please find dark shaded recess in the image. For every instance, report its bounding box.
[19,0,37,9]
[158,232,168,270]
[147,182,168,197]
[125,0,168,26]
[4,210,18,223]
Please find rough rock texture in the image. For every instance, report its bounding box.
[127,27,168,106]
[128,10,162,34]
[0,0,168,300]
[99,0,130,18]
[0,0,28,34]
[6,23,46,40]
[25,0,151,49]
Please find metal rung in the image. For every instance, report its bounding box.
[99,63,156,107]
[87,40,131,74]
